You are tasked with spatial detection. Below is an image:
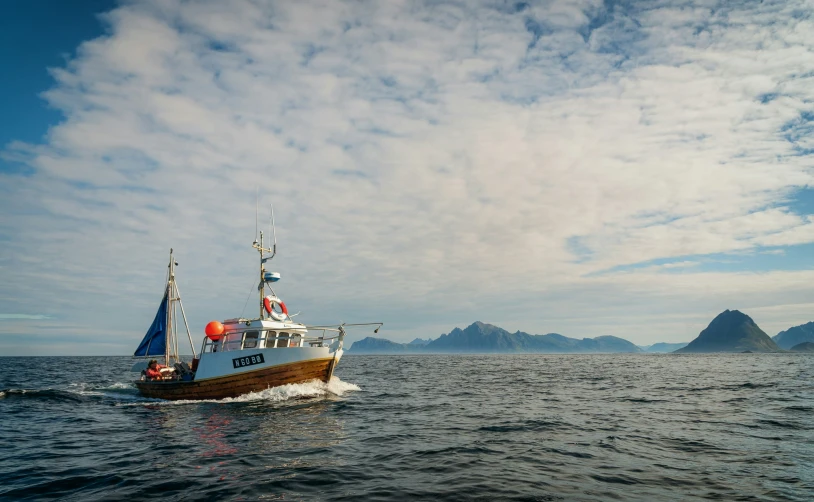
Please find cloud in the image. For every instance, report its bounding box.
[2,0,814,354]
[0,314,52,320]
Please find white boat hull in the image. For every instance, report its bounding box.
[195,346,340,380]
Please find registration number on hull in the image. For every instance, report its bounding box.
[232,353,265,369]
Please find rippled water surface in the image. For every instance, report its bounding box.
[1,354,813,501]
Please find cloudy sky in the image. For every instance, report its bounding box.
[2,0,814,355]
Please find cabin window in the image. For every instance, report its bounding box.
[289,333,302,347]
[278,332,289,348]
[265,331,277,348]
[243,331,259,349]
[223,332,240,351]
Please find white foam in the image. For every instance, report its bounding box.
[326,377,361,395]
[105,382,134,390]
[120,377,360,406]
[62,382,138,399]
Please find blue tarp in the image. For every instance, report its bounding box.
[134,293,168,357]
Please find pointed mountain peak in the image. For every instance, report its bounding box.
[677,309,779,353]
[712,309,749,321]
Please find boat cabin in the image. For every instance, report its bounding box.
[201,318,319,354]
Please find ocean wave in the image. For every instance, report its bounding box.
[120,377,360,406]
[0,382,162,404]
[756,419,803,430]
[0,388,88,403]
[65,382,142,401]
[478,418,564,433]
[619,397,666,403]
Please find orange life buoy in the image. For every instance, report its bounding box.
[263,295,288,319]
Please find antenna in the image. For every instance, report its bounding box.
[259,203,277,264]
[270,204,277,256]
[255,187,259,243]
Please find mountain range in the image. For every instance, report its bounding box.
[349,321,643,354]
[349,313,814,354]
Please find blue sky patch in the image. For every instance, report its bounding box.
[0,0,115,155]
[596,243,814,276]
[783,187,814,216]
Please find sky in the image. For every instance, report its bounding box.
[2,0,814,356]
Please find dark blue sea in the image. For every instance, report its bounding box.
[1,354,812,501]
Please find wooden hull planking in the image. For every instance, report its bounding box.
[134,357,334,400]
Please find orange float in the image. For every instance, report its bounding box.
[205,320,224,341]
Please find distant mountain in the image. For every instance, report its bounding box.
[408,337,433,346]
[790,342,814,352]
[349,322,642,354]
[675,310,780,353]
[586,336,644,353]
[773,322,814,350]
[348,337,424,354]
[641,342,688,353]
[426,322,532,352]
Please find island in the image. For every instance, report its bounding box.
[674,310,780,353]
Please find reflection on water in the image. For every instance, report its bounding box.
[194,413,239,458]
[187,402,348,460]
[254,402,347,451]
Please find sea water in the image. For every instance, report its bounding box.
[0,354,812,501]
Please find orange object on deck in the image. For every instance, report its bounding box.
[205,320,224,340]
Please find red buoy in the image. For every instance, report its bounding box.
[205,320,224,341]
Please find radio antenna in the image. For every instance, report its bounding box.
[270,204,277,256]
[255,187,259,242]
[259,204,277,265]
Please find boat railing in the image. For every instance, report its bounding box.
[201,330,342,353]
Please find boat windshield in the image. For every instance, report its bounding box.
[203,329,326,352]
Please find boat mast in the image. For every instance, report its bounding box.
[165,249,173,366]
[252,205,276,320]
[259,232,264,319]
[167,249,196,362]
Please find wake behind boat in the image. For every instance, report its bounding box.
[132,217,381,401]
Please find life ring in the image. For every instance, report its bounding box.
[263,295,288,321]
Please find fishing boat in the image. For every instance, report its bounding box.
[132,218,381,400]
